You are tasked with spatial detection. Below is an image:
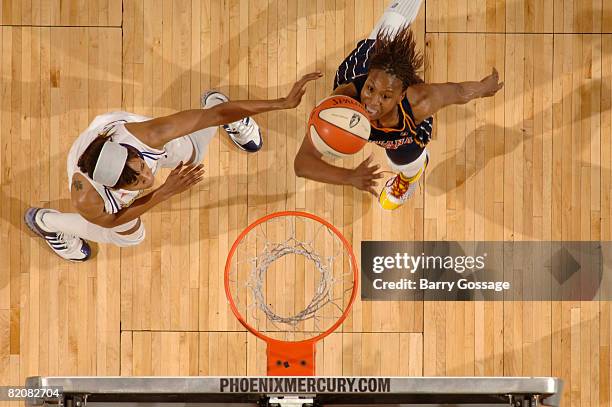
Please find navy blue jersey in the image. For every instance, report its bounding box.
[351,75,433,150]
[334,39,433,153]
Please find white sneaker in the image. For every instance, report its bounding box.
[201,90,263,153]
[24,208,91,262]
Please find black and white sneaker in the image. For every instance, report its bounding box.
[201,90,263,153]
[24,208,91,262]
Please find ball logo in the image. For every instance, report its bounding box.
[349,113,361,128]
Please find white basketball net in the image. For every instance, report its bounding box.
[227,214,355,341]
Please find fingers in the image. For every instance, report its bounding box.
[186,168,205,182]
[491,68,503,88]
[299,71,323,83]
[357,155,383,180]
[186,167,205,183]
[484,68,499,83]
[187,174,204,187]
[164,162,205,196]
[285,71,322,107]
[486,81,504,96]
[292,71,323,94]
[360,175,381,197]
[361,154,374,166]
[364,160,381,175]
[179,163,204,176]
[176,164,205,185]
[171,161,184,173]
[295,72,321,92]
[179,167,205,190]
[187,163,204,174]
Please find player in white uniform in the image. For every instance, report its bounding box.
[25,73,321,262]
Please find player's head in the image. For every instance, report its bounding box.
[361,25,423,121]
[78,136,155,190]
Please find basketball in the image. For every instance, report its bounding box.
[308,95,371,158]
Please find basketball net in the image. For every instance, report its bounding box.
[225,212,358,375]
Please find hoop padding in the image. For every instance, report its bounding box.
[224,211,358,375]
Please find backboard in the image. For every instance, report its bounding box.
[26,376,563,407]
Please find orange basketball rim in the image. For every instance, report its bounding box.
[224,211,359,376]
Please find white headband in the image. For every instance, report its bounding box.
[92,141,129,187]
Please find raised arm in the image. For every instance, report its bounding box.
[293,81,382,195]
[407,68,504,123]
[71,163,204,228]
[294,131,383,196]
[126,72,322,149]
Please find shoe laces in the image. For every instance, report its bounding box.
[53,231,79,251]
[389,174,410,198]
[225,118,253,138]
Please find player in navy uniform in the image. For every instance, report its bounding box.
[294,0,503,210]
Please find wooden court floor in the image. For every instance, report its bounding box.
[1,0,612,405]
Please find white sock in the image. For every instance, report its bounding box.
[388,149,428,178]
[368,0,423,39]
[40,211,110,243]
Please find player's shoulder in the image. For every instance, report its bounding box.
[333,82,359,99]
[124,117,173,149]
[405,83,431,106]
[404,83,438,124]
[70,173,105,216]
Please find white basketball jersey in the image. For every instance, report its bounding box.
[67,111,168,214]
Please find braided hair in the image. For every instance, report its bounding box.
[368,25,424,90]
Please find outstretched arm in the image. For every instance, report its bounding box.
[294,133,383,196]
[128,72,323,149]
[407,68,504,123]
[71,163,204,228]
